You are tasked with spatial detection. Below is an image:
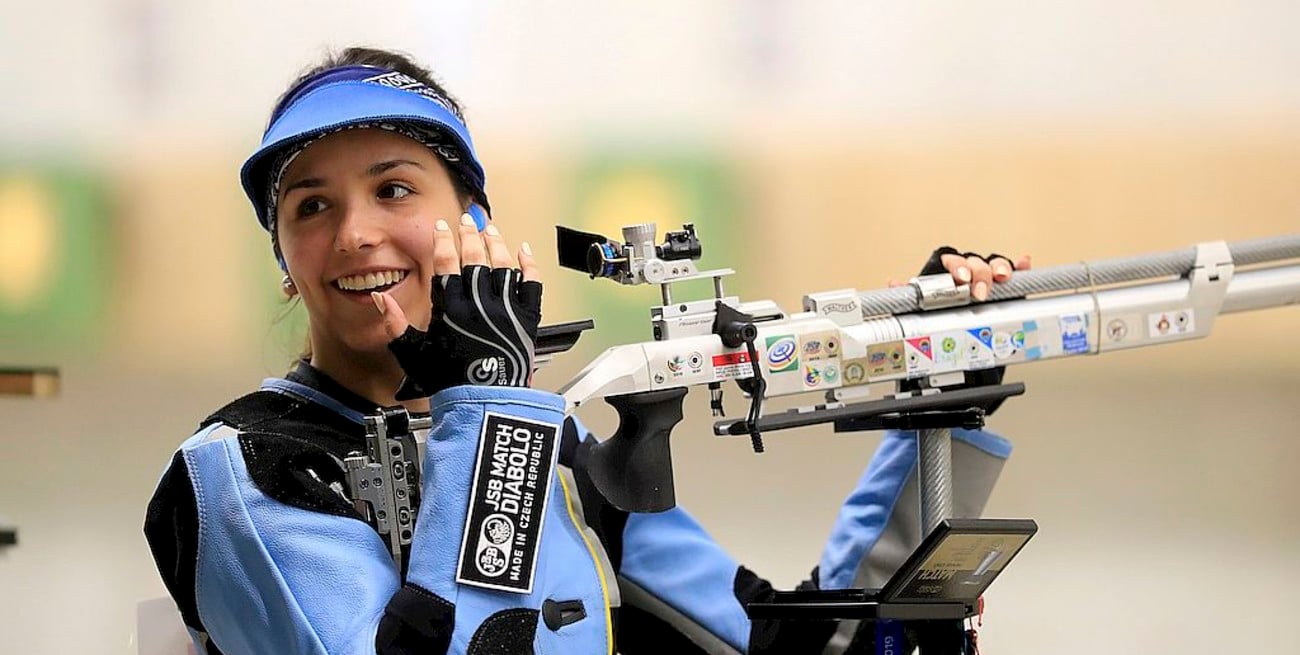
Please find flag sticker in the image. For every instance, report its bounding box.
[711,350,755,381]
[905,336,935,375]
[965,327,996,368]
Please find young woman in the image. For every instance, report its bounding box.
[144,47,1027,655]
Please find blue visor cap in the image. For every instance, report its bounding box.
[240,66,488,232]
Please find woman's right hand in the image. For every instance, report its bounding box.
[371,213,542,400]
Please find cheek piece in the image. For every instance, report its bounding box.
[241,65,493,270]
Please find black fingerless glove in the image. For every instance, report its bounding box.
[918,246,1016,278]
[388,265,542,400]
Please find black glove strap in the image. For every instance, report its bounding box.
[919,246,961,276]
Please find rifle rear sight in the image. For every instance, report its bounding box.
[557,222,771,452]
[555,222,773,342]
[553,222,743,317]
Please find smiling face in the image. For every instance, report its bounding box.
[276,128,464,366]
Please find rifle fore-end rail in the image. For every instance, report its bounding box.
[559,236,1300,410]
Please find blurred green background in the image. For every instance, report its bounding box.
[1,2,1298,654]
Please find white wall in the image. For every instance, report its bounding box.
[3,1,1299,144]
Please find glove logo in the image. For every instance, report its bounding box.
[467,357,502,385]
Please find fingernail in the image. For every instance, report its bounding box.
[521,241,533,257]
[460,213,475,226]
[995,263,1010,277]
[435,219,450,231]
[974,281,988,300]
[485,224,500,236]
[957,267,971,283]
[371,291,386,315]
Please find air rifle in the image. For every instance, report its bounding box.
[552,224,1300,518]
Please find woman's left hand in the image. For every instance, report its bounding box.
[893,248,1033,301]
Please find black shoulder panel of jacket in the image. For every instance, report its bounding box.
[142,454,230,655]
[237,431,363,521]
[201,390,366,459]
[200,389,300,429]
[144,450,203,633]
[376,582,456,655]
[204,390,370,522]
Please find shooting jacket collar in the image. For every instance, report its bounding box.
[259,360,380,426]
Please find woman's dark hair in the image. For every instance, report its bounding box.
[273,46,467,124]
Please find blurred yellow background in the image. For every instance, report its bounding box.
[1,2,1297,654]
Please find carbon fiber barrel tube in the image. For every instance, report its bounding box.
[859,235,1300,317]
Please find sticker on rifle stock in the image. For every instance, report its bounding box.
[711,350,755,381]
[905,336,935,375]
[1060,313,1090,354]
[765,335,799,373]
[843,358,868,385]
[1021,321,1043,360]
[965,327,996,368]
[866,341,905,378]
[803,362,823,388]
[823,362,840,384]
[931,331,965,372]
[665,351,706,380]
[1147,309,1194,338]
[992,329,1025,360]
[800,331,839,360]
[457,412,560,594]
[801,358,843,389]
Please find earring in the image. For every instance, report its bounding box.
[281,275,297,297]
